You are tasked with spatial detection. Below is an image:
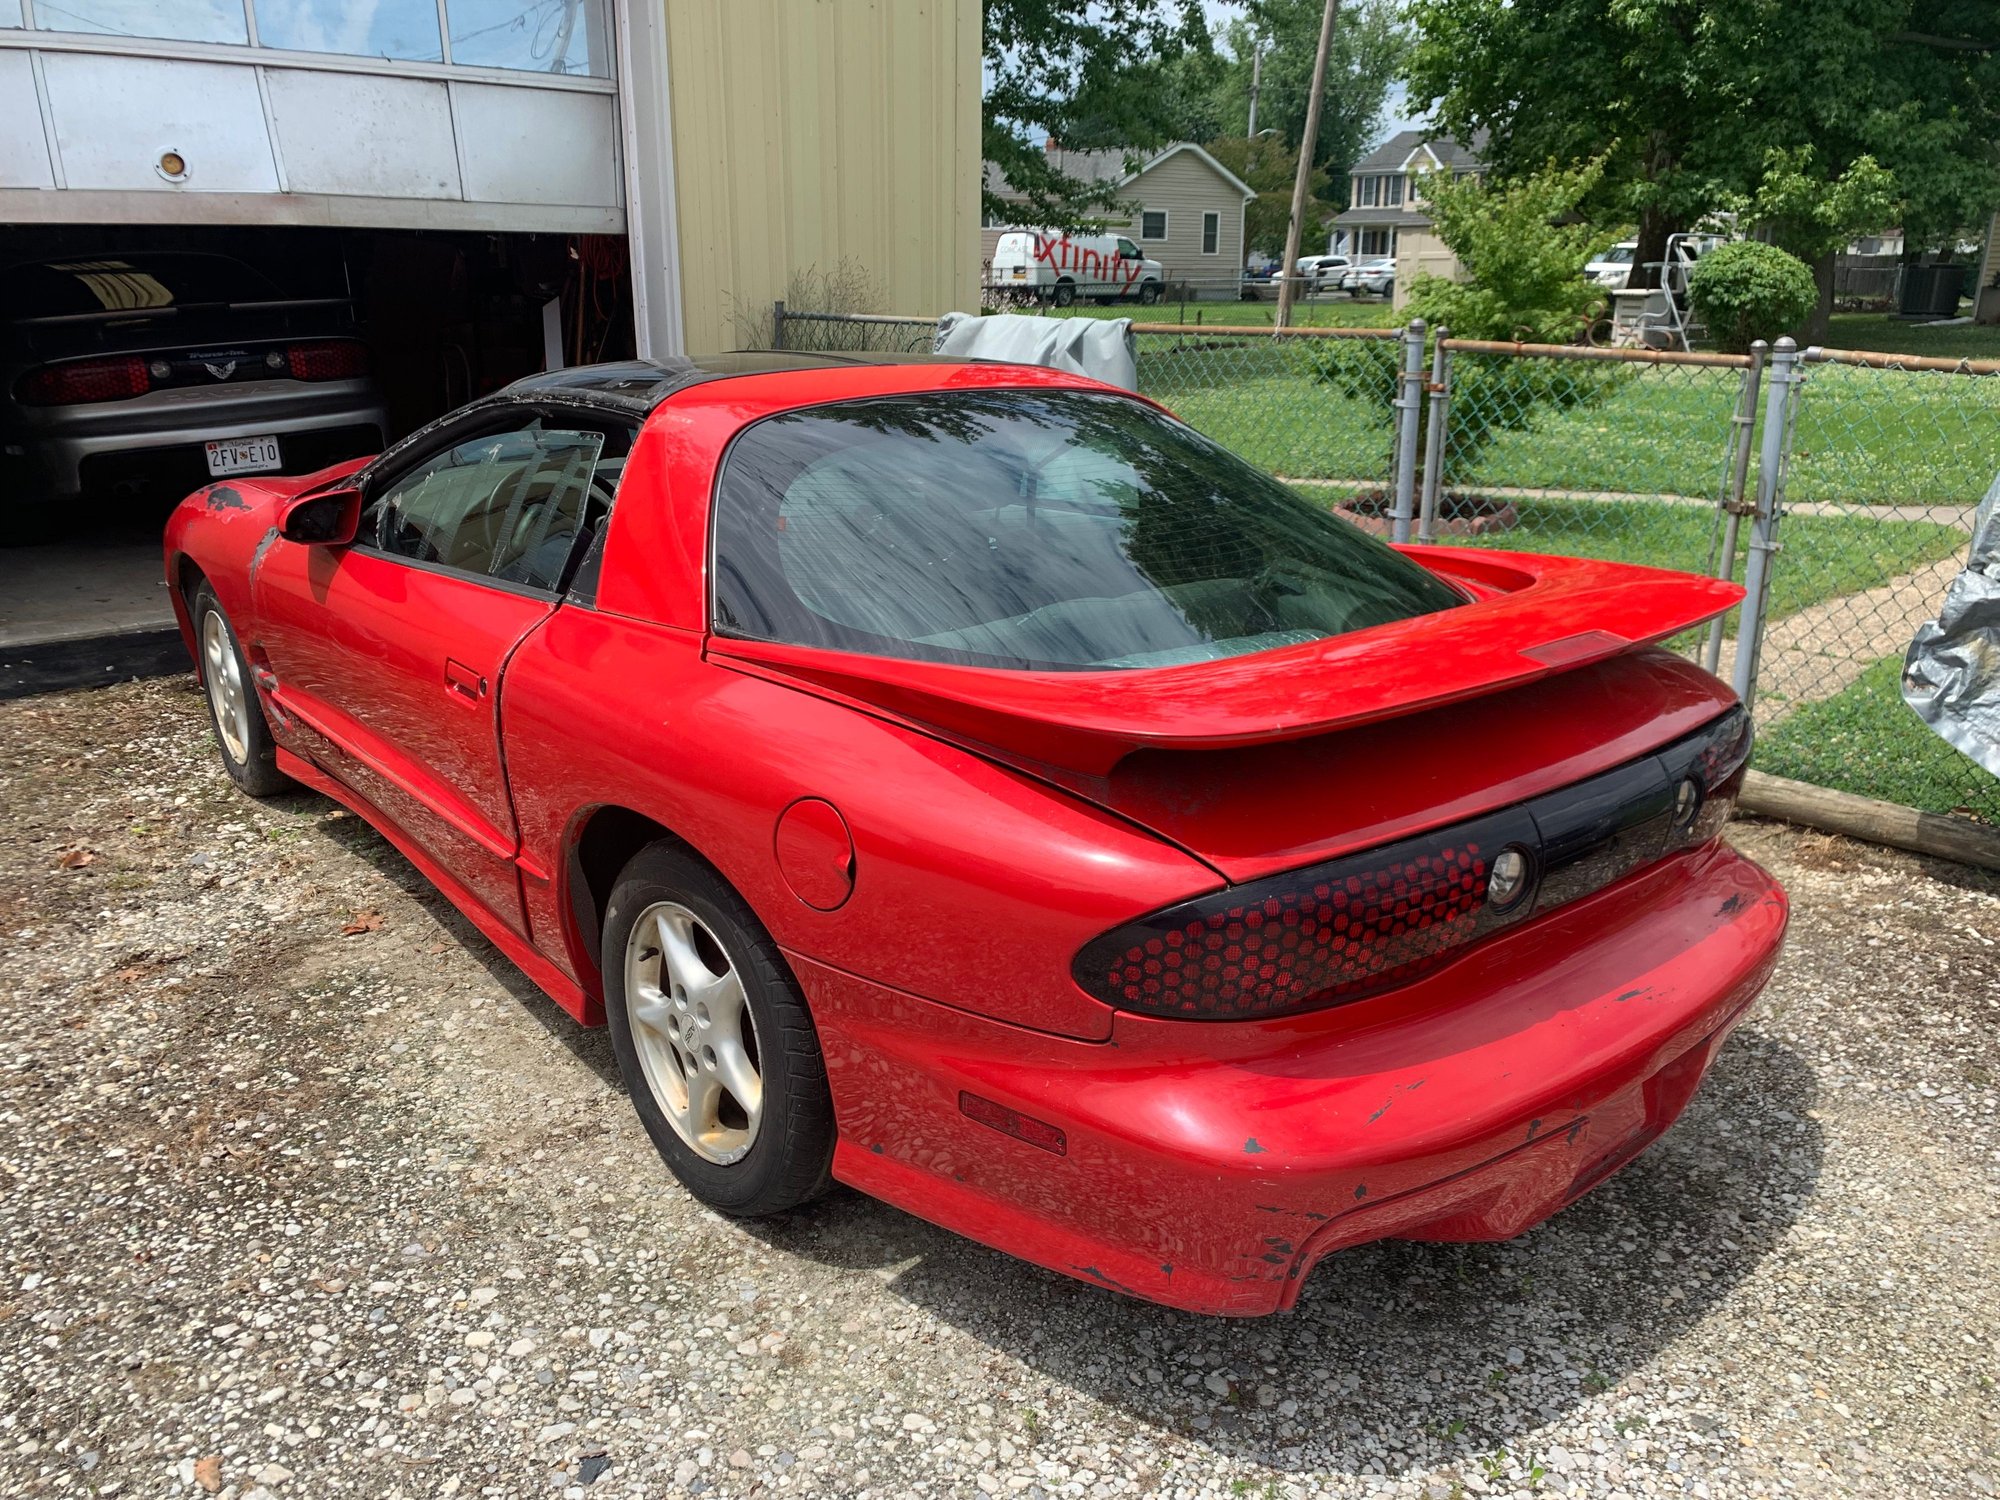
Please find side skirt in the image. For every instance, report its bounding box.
[276,747,601,1026]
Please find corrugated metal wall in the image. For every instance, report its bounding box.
[663,0,981,353]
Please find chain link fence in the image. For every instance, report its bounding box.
[769,304,2000,824]
[1747,349,2000,820]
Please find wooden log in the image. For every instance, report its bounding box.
[1738,770,2000,871]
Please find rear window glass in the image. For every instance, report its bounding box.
[16,255,280,317]
[711,390,1463,671]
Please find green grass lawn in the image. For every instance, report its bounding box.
[1143,343,2000,510]
[1288,489,1965,631]
[1755,656,2000,821]
[1823,312,2000,362]
[1043,296,1398,329]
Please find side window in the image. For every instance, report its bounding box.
[1116,237,1141,259]
[360,420,620,591]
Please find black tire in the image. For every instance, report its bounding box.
[1052,280,1077,308]
[190,583,292,798]
[602,842,836,1217]
[1139,281,1162,305]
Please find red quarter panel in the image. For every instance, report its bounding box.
[499,607,1220,1039]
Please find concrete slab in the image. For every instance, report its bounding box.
[0,541,176,648]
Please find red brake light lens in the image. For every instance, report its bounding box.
[1075,821,1531,1021]
[286,341,368,381]
[1076,707,1751,1022]
[17,356,150,406]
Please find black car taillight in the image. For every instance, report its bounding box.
[286,340,368,381]
[17,355,150,405]
[1074,706,1752,1022]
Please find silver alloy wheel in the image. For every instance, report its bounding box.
[624,901,764,1165]
[202,609,251,767]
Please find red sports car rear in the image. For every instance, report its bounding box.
[164,354,1786,1315]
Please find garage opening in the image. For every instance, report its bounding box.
[0,223,633,690]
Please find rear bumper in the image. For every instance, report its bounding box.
[5,378,385,497]
[798,840,1787,1316]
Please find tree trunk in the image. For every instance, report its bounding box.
[1628,208,1674,292]
[1803,249,1835,346]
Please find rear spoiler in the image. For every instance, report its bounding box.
[15,297,353,328]
[707,550,1743,778]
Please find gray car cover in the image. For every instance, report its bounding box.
[931,312,1139,391]
[1903,471,2000,776]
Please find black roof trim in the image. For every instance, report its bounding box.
[498,351,965,416]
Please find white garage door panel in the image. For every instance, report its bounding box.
[0,52,55,189]
[452,83,619,208]
[43,54,278,193]
[267,70,460,199]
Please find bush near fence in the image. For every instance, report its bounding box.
[771,306,2000,824]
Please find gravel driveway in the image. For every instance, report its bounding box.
[3,676,1996,1500]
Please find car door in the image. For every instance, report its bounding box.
[254,407,619,934]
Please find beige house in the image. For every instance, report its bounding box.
[982,143,1256,297]
[1329,131,1488,310]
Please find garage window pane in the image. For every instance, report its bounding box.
[254,0,442,62]
[34,0,247,44]
[2,0,22,27]
[445,0,610,76]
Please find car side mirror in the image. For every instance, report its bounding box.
[279,485,361,546]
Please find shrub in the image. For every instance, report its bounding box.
[1309,338,1631,474]
[1403,157,1619,344]
[1686,241,1818,353]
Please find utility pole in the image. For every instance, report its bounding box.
[1246,43,1263,140]
[1276,0,1340,329]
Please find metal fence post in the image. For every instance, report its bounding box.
[772,299,787,350]
[1391,318,1427,543]
[1417,327,1451,544]
[1703,340,1768,675]
[1731,337,1802,709]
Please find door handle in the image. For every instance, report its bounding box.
[444,657,487,701]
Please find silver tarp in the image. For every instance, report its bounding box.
[1903,471,2000,776]
[931,312,1139,391]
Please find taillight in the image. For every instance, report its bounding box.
[1075,814,1536,1020]
[286,341,368,381]
[1075,707,1752,1022]
[17,356,150,405]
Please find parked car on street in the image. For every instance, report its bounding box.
[1295,254,1352,291]
[165,351,1785,1316]
[989,231,1164,307]
[1341,257,1396,297]
[1588,236,1725,292]
[1587,242,1639,290]
[2,252,387,537]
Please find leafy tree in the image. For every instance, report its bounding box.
[1223,0,1409,180]
[1403,157,1620,343]
[982,0,1210,231]
[1204,135,1328,258]
[1406,0,2000,328]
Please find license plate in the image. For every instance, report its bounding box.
[205,435,282,476]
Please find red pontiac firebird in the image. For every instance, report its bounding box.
[164,353,1787,1316]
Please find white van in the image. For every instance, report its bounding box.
[990,231,1165,306]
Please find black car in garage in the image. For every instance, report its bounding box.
[3,252,386,538]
